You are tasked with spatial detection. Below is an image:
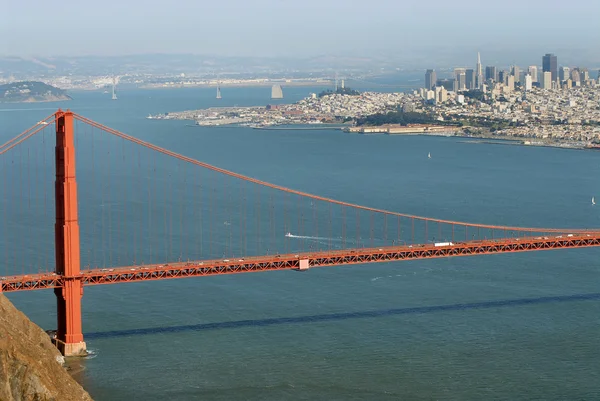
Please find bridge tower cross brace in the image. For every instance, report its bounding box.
[54,110,87,356]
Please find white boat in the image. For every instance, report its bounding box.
[428,152,431,159]
[592,197,596,205]
[285,232,292,237]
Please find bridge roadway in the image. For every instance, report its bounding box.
[2,233,600,293]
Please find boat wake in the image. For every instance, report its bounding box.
[284,232,336,241]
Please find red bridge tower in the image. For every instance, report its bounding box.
[53,110,86,356]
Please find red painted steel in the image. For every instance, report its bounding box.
[53,110,86,356]
[2,110,600,360]
[3,233,600,293]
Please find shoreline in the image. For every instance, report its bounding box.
[139,81,332,90]
[181,119,592,151]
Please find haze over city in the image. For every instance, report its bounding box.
[2,0,600,66]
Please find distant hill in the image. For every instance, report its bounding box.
[0,81,71,103]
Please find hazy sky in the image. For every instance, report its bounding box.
[2,0,600,59]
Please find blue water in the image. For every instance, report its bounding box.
[2,85,600,400]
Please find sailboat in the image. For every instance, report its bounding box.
[592,197,596,205]
[428,152,431,159]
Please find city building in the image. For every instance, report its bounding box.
[524,74,533,90]
[542,71,552,89]
[435,86,448,103]
[499,70,508,84]
[528,66,538,82]
[454,68,466,91]
[465,69,476,90]
[543,53,558,81]
[476,52,484,89]
[485,66,497,81]
[425,69,436,90]
[512,66,520,83]
[506,75,515,91]
[581,68,590,82]
[571,69,581,86]
[436,79,455,92]
[559,66,570,82]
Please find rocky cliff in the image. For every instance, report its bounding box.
[0,294,92,401]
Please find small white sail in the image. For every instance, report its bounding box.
[428,152,431,159]
[592,197,596,205]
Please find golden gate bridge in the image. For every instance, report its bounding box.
[1,109,599,356]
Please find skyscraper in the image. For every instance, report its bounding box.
[542,53,558,81]
[559,66,570,82]
[511,66,520,83]
[524,74,533,91]
[476,52,483,88]
[485,66,497,81]
[571,69,581,86]
[454,68,466,91]
[528,66,538,83]
[425,69,436,90]
[542,71,552,89]
[465,69,476,90]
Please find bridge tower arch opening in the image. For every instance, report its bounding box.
[53,109,86,356]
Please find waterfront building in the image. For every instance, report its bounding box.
[425,69,436,90]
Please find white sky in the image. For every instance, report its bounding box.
[1,0,599,58]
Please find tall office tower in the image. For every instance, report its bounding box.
[542,53,558,81]
[476,52,484,88]
[511,66,520,83]
[524,74,533,90]
[542,71,552,89]
[559,66,570,82]
[528,65,538,82]
[465,69,476,90]
[425,69,436,90]
[485,66,497,81]
[454,68,466,91]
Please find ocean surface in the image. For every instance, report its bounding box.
[1,82,600,400]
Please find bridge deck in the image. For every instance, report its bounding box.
[2,233,600,293]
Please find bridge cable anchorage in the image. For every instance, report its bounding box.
[79,112,593,235]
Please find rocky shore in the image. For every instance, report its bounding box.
[0,295,92,401]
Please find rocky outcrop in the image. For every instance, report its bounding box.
[0,294,92,401]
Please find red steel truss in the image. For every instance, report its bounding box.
[3,233,600,293]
